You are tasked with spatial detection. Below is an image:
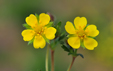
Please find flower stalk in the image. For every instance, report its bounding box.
[45,45,49,71]
[51,49,55,71]
[67,56,76,71]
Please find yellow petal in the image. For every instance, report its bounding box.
[45,27,56,40]
[83,37,98,50]
[21,30,35,41]
[25,14,38,27]
[85,25,99,37]
[39,13,50,26]
[33,35,46,49]
[67,37,80,49]
[65,21,76,34]
[74,17,87,29]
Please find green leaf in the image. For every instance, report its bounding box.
[68,52,73,55]
[28,38,34,45]
[67,34,76,37]
[74,49,77,54]
[57,21,61,26]
[50,40,55,49]
[81,41,85,49]
[88,36,96,39]
[35,13,39,21]
[69,48,74,54]
[50,37,59,50]
[43,36,50,44]
[54,21,62,37]
[60,41,64,44]
[61,45,70,52]
[77,53,84,58]
[61,31,66,36]
[54,37,59,44]
[23,23,32,29]
[58,34,66,41]
[45,22,53,27]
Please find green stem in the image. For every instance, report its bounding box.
[51,49,54,71]
[67,56,76,71]
[45,45,49,71]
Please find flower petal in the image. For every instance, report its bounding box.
[33,35,46,49]
[67,37,80,49]
[65,21,76,34]
[25,14,38,27]
[39,13,50,26]
[45,27,56,40]
[85,25,99,37]
[74,17,87,29]
[83,37,98,50]
[21,29,35,41]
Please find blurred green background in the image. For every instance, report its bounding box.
[0,0,113,71]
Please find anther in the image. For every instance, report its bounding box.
[43,32,45,34]
[83,25,85,28]
[84,35,86,38]
[81,37,83,39]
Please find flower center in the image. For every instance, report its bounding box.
[76,29,86,39]
[32,24,46,35]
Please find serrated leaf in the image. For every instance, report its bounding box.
[50,37,60,50]
[68,52,73,55]
[60,41,64,44]
[58,34,66,41]
[54,21,62,36]
[61,45,70,52]
[70,48,74,53]
[71,49,78,56]
[77,53,84,58]
[61,31,66,36]
[54,37,59,44]
[23,23,32,29]
[50,40,55,49]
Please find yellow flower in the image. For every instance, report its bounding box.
[65,17,99,50]
[21,13,56,49]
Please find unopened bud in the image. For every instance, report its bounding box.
[47,12,54,21]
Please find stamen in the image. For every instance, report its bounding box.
[84,35,86,38]
[32,26,35,28]
[83,25,85,28]
[44,32,45,34]
[42,29,43,32]
[35,24,37,26]
[39,31,40,33]
[30,30,32,33]
[79,26,81,28]
[44,27,46,29]
[81,37,83,39]
[39,21,41,23]
[39,35,41,37]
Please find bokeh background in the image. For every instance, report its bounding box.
[0,0,113,71]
